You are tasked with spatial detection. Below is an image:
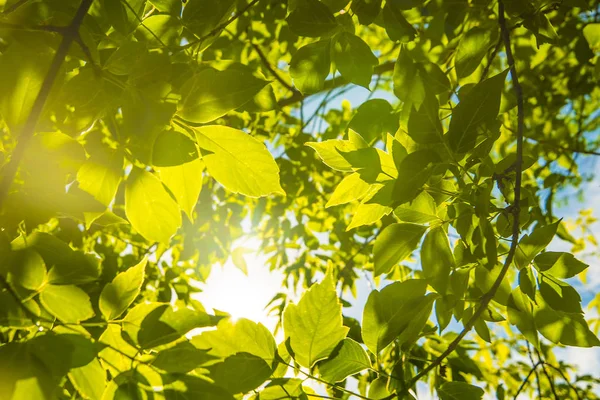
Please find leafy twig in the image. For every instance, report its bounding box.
[383,2,526,397]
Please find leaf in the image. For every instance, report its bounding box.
[533,251,588,279]
[210,353,272,394]
[0,40,52,132]
[98,325,139,374]
[507,287,540,348]
[0,292,39,328]
[125,168,182,245]
[455,26,499,79]
[583,23,600,50]
[192,317,277,364]
[7,249,47,291]
[104,0,145,34]
[331,31,378,89]
[151,128,198,167]
[99,257,147,321]
[474,263,511,306]
[283,269,349,368]
[77,153,123,206]
[347,183,395,230]
[177,67,269,123]
[290,40,331,94]
[348,99,399,143]
[393,48,425,107]
[306,139,358,171]
[181,0,236,37]
[373,223,427,276]
[152,342,214,373]
[515,221,560,269]
[326,173,371,207]
[258,379,306,400]
[123,303,216,349]
[231,248,249,274]
[421,227,453,294]
[287,0,338,37]
[69,357,106,400]
[383,0,417,42]
[40,285,95,323]
[438,382,484,400]
[351,0,382,25]
[362,279,435,353]
[340,147,398,183]
[195,125,284,197]
[407,91,442,144]
[318,338,371,382]
[447,70,508,154]
[158,158,205,220]
[539,274,582,314]
[393,191,439,224]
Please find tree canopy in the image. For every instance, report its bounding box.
[1,0,600,399]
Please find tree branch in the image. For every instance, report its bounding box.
[0,0,94,211]
[513,361,542,399]
[384,2,526,397]
[251,42,297,94]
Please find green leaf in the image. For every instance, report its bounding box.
[347,183,395,230]
[231,247,250,275]
[331,31,378,89]
[123,303,216,349]
[99,257,147,320]
[362,279,435,353]
[0,40,51,132]
[181,0,236,37]
[421,227,454,293]
[158,158,205,220]
[69,357,106,400]
[393,191,439,224]
[583,23,600,50]
[192,317,277,364]
[210,353,272,394]
[383,0,417,42]
[474,263,511,306]
[407,91,442,144]
[393,48,425,107]
[373,223,427,277]
[447,70,508,154]
[351,0,382,25]
[507,287,539,348]
[539,274,582,314]
[287,0,338,37]
[340,147,398,183]
[40,284,95,323]
[152,342,214,373]
[318,338,371,383]
[438,382,484,400]
[256,379,306,400]
[7,249,47,291]
[77,153,123,206]
[306,139,359,171]
[326,173,371,207]
[515,221,560,269]
[98,325,139,374]
[283,269,349,368]
[104,0,145,34]
[149,0,182,15]
[290,40,331,94]
[455,26,499,79]
[533,251,588,279]
[151,128,198,167]
[177,67,269,123]
[348,99,399,143]
[0,292,39,328]
[535,294,600,347]
[125,168,182,245]
[195,125,284,197]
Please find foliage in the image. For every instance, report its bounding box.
[1,0,600,399]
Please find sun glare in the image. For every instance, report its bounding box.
[193,250,285,331]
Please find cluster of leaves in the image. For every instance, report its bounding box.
[1,0,600,399]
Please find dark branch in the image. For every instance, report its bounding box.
[0,0,94,210]
[251,42,297,94]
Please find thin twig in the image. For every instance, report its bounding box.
[251,42,297,94]
[543,362,582,400]
[0,0,94,210]
[536,349,560,400]
[513,361,542,399]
